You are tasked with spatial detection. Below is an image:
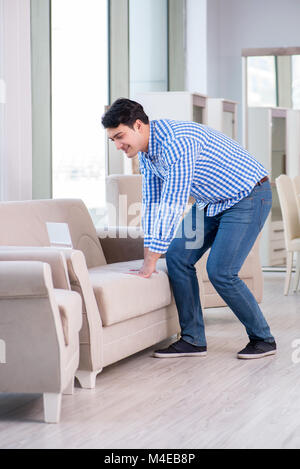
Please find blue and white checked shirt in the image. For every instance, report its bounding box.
[139,119,268,254]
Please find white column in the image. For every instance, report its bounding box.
[0,0,32,201]
[186,0,207,95]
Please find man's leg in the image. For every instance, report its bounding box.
[165,203,219,347]
[206,182,275,344]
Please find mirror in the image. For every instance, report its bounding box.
[246,53,300,109]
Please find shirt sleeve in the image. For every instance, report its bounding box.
[139,154,163,248]
[148,137,198,254]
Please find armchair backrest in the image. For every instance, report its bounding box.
[293,175,300,224]
[275,174,300,248]
[106,174,142,227]
[0,199,107,268]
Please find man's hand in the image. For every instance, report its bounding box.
[129,250,161,278]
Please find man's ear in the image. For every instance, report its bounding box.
[135,119,143,131]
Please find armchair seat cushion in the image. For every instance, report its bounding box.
[88,259,171,326]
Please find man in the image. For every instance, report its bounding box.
[102,98,276,360]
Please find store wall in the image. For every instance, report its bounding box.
[206,0,300,143]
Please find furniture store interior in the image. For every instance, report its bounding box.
[0,0,300,451]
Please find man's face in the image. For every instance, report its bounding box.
[107,121,147,158]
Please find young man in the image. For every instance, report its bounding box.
[102,98,276,360]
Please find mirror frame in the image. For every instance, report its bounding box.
[242,46,300,149]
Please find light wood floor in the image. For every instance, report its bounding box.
[1,272,300,449]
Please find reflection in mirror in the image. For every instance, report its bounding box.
[292,55,300,108]
[247,56,277,107]
[245,50,300,111]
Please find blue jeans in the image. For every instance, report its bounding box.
[166,180,275,347]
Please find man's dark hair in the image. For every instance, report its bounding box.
[102,98,149,129]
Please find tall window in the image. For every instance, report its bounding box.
[51,0,108,226]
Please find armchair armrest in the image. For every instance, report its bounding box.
[0,260,50,299]
[0,260,68,348]
[55,248,103,373]
[0,246,70,290]
[96,226,144,263]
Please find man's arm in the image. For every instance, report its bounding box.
[139,154,163,249]
[135,137,198,278]
[148,137,197,254]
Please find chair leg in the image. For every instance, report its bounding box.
[75,369,102,389]
[63,376,75,395]
[293,252,300,292]
[284,251,293,296]
[43,393,62,423]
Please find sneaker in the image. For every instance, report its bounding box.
[237,340,277,359]
[153,338,207,358]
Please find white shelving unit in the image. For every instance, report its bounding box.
[248,107,300,267]
[207,98,238,140]
[135,91,208,124]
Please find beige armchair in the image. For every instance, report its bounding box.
[105,174,264,307]
[276,174,300,294]
[0,257,82,423]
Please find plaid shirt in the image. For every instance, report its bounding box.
[139,119,268,254]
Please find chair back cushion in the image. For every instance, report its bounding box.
[293,176,300,224]
[0,199,107,268]
[276,175,300,245]
[106,174,142,226]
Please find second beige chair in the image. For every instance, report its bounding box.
[276,174,300,295]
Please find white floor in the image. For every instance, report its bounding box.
[0,272,300,449]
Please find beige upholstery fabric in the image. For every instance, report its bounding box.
[276,175,300,250]
[89,259,171,326]
[276,175,300,294]
[0,198,181,390]
[106,174,142,227]
[0,199,106,268]
[55,289,83,346]
[293,176,300,222]
[0,261,82,422]
[0,247,70,290]
[102,303,179,367]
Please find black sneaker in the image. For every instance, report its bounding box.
[153,338,207,358]
[237,340,277,359]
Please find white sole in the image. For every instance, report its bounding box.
[153,351,207,358]
[237,350,276,359]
